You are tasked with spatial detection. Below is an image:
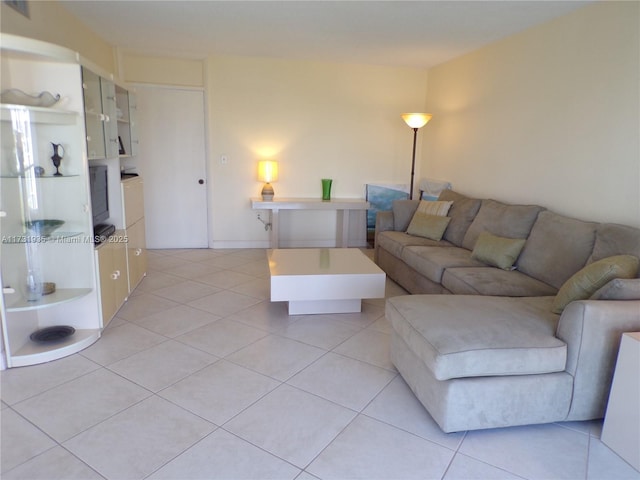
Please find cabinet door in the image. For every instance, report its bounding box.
[101,79,119,158]
[122,178,145,228]
[113,236,129,307]
[128,93,139,157]
[126,219,147,291]
[81,67,106,160]
[96,244,117,326]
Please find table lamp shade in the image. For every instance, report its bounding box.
[258,161,278,183]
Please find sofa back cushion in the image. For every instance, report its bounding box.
[392,200,420,231]
[517,211,598,289]
[589,223,640,270]
[437,190,482,247]
[461,199,545,251]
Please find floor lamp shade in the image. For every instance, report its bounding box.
[258,160,278,201]
[401,113,432,200]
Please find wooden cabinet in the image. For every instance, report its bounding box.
[122,176,147,292]
[95,233,128,326]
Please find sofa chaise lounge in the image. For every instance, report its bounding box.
[375,190,640,432]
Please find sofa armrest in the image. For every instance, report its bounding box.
[556,299,640,420]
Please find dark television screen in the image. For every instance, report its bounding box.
[89,165,109,226]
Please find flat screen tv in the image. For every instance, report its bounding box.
[88,165,109,226]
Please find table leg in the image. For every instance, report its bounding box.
[336,209,350,247]
[270,209,280,248]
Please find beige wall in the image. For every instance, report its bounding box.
[423,1,639,227]
[120,52,205,87]
[207,55,428,246]
[0,0,115,72]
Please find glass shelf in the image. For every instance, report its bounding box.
[0,105,78,124]
[4,287,92,311]
[2,231,86,244]
[0,174,80,179]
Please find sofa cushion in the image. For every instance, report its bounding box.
[386,295,566,380]
[461,199,544,251]
[407,213,451,241]
[551,255,640,313]
[471,232,526,270]
[589,223,640,265]
[437,190,482,247]
[392,200,420,231]
[517,211,598,289]
[590,278,640,300]
[442,267,557,297]
[401,246,484,284]
[377,231,451,258]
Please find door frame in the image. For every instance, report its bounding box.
[131,83,211,248]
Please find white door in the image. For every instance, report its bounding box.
[134,87,208,248]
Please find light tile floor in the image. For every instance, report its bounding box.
[2,248,639,480]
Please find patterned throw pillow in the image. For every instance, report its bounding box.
[415,200,453,217]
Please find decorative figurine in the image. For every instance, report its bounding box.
[51,142,64,176]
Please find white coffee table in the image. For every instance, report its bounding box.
[268,248,386,315]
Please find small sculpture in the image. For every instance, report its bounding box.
[51,143,64,176]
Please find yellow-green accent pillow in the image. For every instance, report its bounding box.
[552,255,640,314]
[471,231,526,270]
[406,212,451,241]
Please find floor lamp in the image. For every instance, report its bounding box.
[401,113,432,200]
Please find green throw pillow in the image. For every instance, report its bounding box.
[406,212,451,241]
[552,255,639,314]
[471,231,526,270]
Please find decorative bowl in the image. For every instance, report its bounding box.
[24,219,65,237]
[30,325,75,343]
[1,89,61,107]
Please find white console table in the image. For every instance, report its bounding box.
[251,197,370,248]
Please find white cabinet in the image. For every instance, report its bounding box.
[95,232,128,326]
[122,176,147,291]
[82,67,119,160]
[116,86,138,158]
[0,34,101,368]
[601,332,640,471]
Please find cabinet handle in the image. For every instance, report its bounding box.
[135,248,142,256]
[111,272,118,280]
[0,211,6,217]
[3,287,15,294]
[104,115,110,122]
[87,136,92,141]
[110,138,118,143]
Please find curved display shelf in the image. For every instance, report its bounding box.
[5,287,92,311]
[9,328,101,368]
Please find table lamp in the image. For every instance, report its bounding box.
[258,160,278,201]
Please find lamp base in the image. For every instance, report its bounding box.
[261,182,274,201]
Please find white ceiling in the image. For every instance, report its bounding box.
[60,0,592,69]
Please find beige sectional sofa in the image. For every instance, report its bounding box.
[375,190,640,432]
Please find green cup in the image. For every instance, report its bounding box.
[321,178,332,201]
